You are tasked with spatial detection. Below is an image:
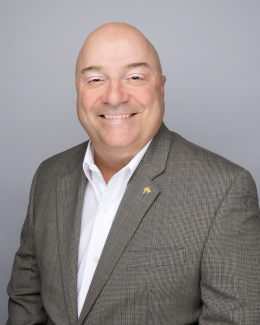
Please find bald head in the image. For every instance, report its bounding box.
[75,22,162,79]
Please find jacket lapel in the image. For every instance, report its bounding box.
[78,123,173,325]
[56,143,88,325]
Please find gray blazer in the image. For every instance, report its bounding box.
[7,123,260,325]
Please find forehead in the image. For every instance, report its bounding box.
[80,36,154,69]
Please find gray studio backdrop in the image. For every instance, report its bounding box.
[1,0,259,319]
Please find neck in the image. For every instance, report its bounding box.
[92,143,142,184]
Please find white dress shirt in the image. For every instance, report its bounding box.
[77,139,152,316]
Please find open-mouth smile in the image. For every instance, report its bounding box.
[101,113,136,119]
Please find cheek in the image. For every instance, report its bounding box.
[78,89,98,113]
[131,86,157,109]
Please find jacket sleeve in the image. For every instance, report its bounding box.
[6,166,48,325]
[199,170,260,324]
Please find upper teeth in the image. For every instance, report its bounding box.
[103,114,133,119]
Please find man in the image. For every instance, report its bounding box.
[7,22,260,325]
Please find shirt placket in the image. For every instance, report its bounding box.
[78,172,120,299]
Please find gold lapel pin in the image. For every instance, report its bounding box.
[142,187,151,195]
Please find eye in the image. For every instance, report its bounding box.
[84,75,106,87]
[91,78,101,82]
[88,77,104,83]
[131,76,142,80]
[126,73,145,83]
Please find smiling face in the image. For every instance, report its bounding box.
[76,23,166,157]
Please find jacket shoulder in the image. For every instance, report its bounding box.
[37,141,88,179]
[168,131,245,183]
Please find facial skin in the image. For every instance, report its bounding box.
[75,23,166,183]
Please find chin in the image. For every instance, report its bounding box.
[101,131,139,149]
[103,138,136,149]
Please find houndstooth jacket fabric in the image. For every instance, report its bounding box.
[7,123,260,325]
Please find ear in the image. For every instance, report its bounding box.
[160,75,166,97]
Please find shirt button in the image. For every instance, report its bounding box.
[93,256,99,263]
[102,205,109,212]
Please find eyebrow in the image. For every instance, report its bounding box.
[125,62,150,70]
[81,66,103,74]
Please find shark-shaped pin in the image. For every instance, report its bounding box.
[142,187,151,195]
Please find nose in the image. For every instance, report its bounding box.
[101,80,130,107]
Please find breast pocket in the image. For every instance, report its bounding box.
[126,248,186,268]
